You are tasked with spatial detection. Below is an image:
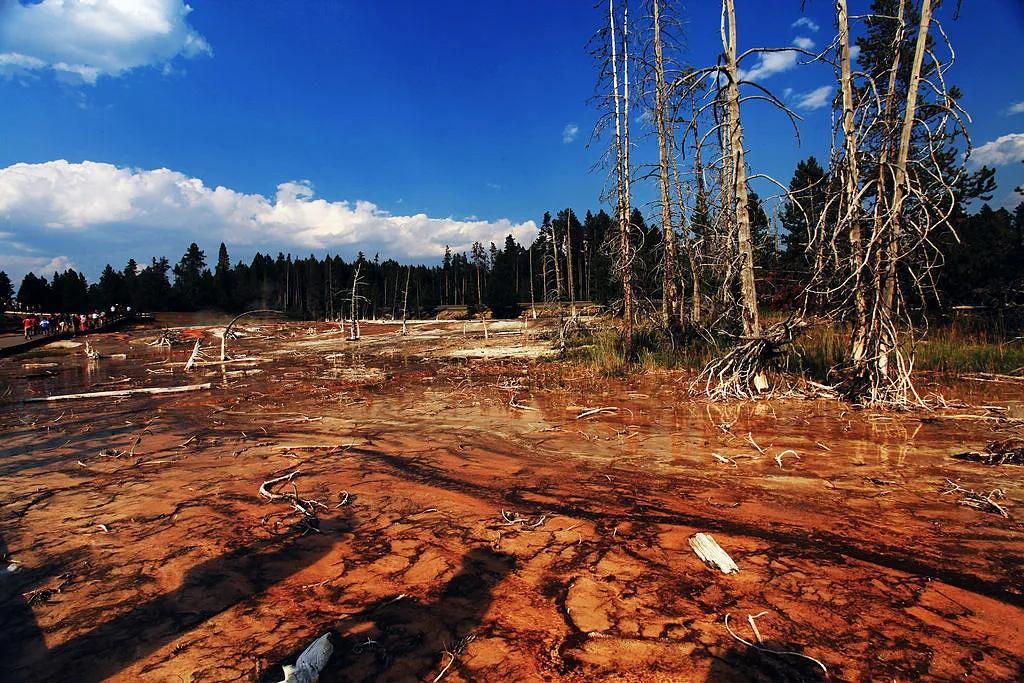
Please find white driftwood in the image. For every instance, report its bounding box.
[25,383,212,403]
[278,632,333,683]
[184,340,201,371]
[689,532,739,574]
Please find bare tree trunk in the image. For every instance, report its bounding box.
[875,0,931,381]
[401,266,410,335]
[652,0,679,331]
[839,0,869,366]
[689,100,706,325]
[565,208,577,317]
[349,262,361,340]
[325,257,331,320]
[722,0,760,337]
[475,264,483,310]
[671,137,701,326]
[865,0,905,372]
[612,0,634,352]
[551,221,563,304]
[529,244,537,318]
[541,244,549,308]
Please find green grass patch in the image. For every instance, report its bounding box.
[566,319,1024,378]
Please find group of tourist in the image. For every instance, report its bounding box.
[21,305,132,340]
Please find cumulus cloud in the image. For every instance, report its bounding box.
[0,0,211,84]
[849,45,861,62]
[971,133,1024,167]
[1005,101,1024,115]
[0,160,536,267]
[737,50,798,82]
[792,17,820,32]
[562,123,579,144]
[794,85,834,111]
[0,253,76,279]
[793,36,815,51]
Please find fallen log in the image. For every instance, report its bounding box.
[24,383,212,403]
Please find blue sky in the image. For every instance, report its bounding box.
[0,0,1022,282]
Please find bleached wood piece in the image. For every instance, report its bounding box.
[689,532,739,574]
[184,340,201,371]
[25,383,212,403]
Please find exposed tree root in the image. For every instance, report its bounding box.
[692,318,807,400]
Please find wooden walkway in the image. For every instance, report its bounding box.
[0,316,137,359]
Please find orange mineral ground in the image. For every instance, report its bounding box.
[1,318,1022,682]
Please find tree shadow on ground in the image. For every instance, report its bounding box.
[8,515,351,683]
[265,547,515,683]
[705,642,828,682]
[0,534,57,673]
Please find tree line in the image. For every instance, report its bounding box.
[4,174,1019,323]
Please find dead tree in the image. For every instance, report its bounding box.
[808,0,970,407]
[722,0,759,338]
[651,0,680,331]
[670,0,812,397]
[839,0,869,368]
[607,0,635,355]
[564,208,577,318]
[867,0,933,402]
[221,309,282,361]
[348,261,363,340]
[620,0,635,350]
[400,266,411,335]
[528,242,537,319]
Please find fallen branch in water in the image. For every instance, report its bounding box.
[941,479,1009,518]
[259,469,328,532]
[25,383,212,403]
[952,439,1024,466]
[509,396,537,411]
[576,406,618,419]
[775,449,799,468]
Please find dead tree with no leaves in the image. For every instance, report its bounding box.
[670,0,811,397]
[808,0,971,407]
[590,0,638,357]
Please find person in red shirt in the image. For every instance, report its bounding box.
[23,316,34,339]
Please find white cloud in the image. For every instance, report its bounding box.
[793,36,815,51]
[737,50,798,82]
[562,123,579,144]
[794,85,834,111]
[849,45,861,62]
[0,253,76,279]
[0,0,211,84]
[792,17,820,32]
[971,133,1024,167]
[1005,101,1024,115]
[0,160,536,263]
